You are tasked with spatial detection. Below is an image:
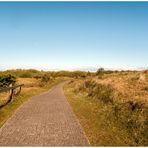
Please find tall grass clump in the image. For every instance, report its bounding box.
[78,80,114,104]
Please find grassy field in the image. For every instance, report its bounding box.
[64,71,148,146]
[0,77,66,127]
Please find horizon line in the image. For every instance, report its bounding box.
[0,66,147,72]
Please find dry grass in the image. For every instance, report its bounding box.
[17,78,40,87]
[17,78,42,93]
[0,92,10,106]
[91,71,148,103]
[64,71,148,146]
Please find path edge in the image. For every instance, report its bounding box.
[62,82,91,146]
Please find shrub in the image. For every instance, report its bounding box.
[0,74,16,88]
[88,83,114,104]
[72,71,87,79]
[96,68,104,75]
[78,80,114,104]
[4,69,45,78]
[40,74,51,86]
[112,101,148,145]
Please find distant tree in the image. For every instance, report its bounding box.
[96,68,105,75]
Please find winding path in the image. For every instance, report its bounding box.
[0,82,89,146]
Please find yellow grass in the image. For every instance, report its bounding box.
[0,92,10,106]
[17,78,40,87]
[89,71,148,103]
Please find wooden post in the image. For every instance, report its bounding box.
[19,86,22,93]
[17,86,22,95]
[9,89,14,103]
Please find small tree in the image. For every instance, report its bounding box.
[0,74,16,88]
[96,68,104,75]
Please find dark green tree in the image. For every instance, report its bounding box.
[0,74,16,88]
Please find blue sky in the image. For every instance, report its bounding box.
[0,2,148,71]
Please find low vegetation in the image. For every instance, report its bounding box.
[64,70,148,146]
[0,69,68,127]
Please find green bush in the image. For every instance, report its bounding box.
[38,74,52,87]
[41,74,50,82]
[0,74,16,88]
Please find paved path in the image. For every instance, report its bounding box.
[0,82,89,146]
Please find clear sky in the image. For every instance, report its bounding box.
[0,2,148,71]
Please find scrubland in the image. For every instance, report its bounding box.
[0,69,148,146]
[64,70,148,146]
